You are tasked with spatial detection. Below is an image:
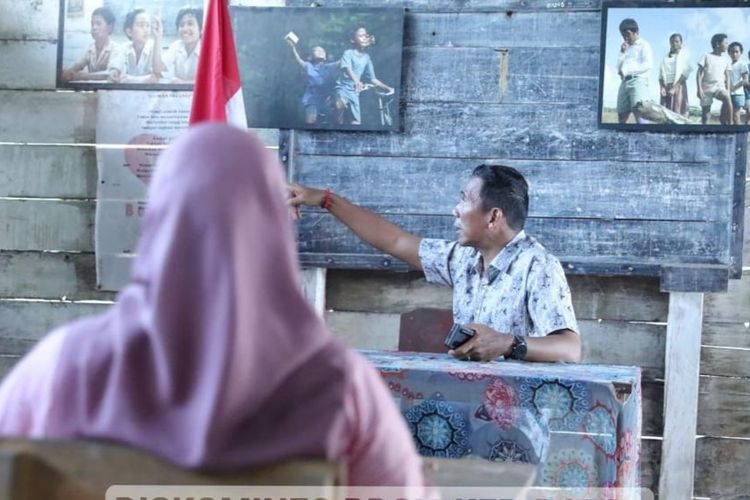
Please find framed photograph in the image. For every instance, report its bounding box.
[57,0,203,90]
[599,2,750,132]
[231,7,405,131]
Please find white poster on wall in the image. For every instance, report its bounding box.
[95,90,191,291]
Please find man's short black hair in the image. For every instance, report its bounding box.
[92,6,115,27]
[176,7,203,31]
[711,33,728,49]
[669,33,682,43]
[124,8,147,38]
[729,41,743,53]
[471,164,529,231]
[619,18,639,35]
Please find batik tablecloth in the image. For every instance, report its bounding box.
[361,350,641,489]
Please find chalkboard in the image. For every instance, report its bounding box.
[282,1,746,293]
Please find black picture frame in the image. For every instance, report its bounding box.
[56,0,200,91]
[231,6,405,132]
[599,1,750,132]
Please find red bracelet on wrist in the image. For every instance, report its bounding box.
[320,188,333,210]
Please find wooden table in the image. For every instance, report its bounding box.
[362,350,641,490]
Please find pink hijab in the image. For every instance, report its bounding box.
[0,124,423,485]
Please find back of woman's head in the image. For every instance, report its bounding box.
[129,124,329,397]
[135,123,297,289]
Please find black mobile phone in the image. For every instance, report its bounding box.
[444,323,476,350]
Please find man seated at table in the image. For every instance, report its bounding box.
[287,164,580,363]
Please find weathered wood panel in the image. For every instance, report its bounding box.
[295,103,736,163]
[326,270,451,313]
[641,382,663,438]
[0,301,110,347]
[581,320,664,377]
[231,0,287,5]
[0,90,279,145]
[0,91,97,143]
[640,438,660,496]
[0,355,21,379]
[694,437,750,498]
[405,11,601,46]
[286,1,602,15]
[297,156,731,221]
[0,145,96,198]
[698,376,750,438]
[567,276,667,322]
[326,270,668,321]
[702,321,750,349]
[0,200,94,252]
[0,0,58,40]
[745,203,749,263]
[701,347,750,379]
[327,311,401,351]
[403,47,598,104]
[0,40,57,89]
[298,214,728,266]
[728,140,747,278]
[704,271,750,324]
[0,252,113,301]
[660,264,729,293]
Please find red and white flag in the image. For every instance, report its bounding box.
[189,0,247,128]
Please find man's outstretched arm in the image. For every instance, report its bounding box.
[287,183,423,269]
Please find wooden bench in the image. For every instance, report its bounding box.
[0,439,340,500]
[0,439,536,499]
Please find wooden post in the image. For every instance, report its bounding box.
[659,292,704,499]
[280,129,327,317]
[300,268,326,316]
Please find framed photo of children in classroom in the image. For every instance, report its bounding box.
[599,2,750,132]
[231,6,405,131]
[56,0,203,90]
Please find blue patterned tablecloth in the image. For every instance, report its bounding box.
[361,350,641,489]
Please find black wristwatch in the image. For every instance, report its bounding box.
[509,335,528,360]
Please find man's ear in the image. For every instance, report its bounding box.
[488,207,503,226]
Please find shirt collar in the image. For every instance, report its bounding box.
[472,230,529,283]
[127,39,153,57]
[177,40,201,58]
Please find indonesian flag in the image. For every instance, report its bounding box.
[189,0,247,128]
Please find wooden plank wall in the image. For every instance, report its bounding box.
[0,0,747,498]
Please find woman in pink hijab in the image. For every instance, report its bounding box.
[0,123,424,486]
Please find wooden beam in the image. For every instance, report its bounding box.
[660,265,729,293]
[659,292,704,500]
[300,268,326,316]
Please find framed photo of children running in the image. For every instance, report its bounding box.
[599,2,750,132]
[56,0,203,90]
[231,7,405,131]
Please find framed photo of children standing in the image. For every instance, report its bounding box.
[599,2,750,132]
[231,7,405,132]
[57,0,203,90]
